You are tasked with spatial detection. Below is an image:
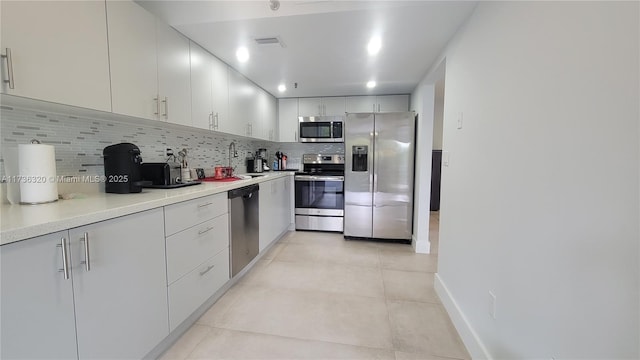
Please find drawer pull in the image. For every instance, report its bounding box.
[199,264,215,276]
[198,202,214,208]
[198,226,214,235]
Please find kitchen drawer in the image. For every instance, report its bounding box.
[166,213,229,284]
[165,193,227,236]
[167,248,229,331]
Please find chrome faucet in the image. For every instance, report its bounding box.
[228,141,236,168]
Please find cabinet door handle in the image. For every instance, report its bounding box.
[208,112,214,130]
[198,202,214,208]
[199,264,215,276]
[214,112,219,130]
[153,96,160,116]
[81,232,91,271]
[162,97,168,118]
[198,226,214,235]
[1,48,15,89]
[57,237,70,280]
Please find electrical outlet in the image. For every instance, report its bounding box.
[489,291,496,319]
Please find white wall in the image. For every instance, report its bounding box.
[433,79,445,150]
[427,2,639,358]
[410,81,435,253]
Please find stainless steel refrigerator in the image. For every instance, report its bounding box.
[344,112,416,241]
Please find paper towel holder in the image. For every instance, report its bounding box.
[18,139,59,205]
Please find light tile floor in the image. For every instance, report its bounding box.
[161,212,469,360]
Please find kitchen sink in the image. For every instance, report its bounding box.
[248,174,266,178]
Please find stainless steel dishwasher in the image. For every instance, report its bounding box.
[228,184,259,277]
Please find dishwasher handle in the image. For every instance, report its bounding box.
[228,184,259,199]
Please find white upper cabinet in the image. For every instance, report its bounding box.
[227,68,275,139]
[107,1,191,124]
[346,95,409,113]
[156,22,192,127]
[345,95,376,113]
[0,1,111,111]
[376,94,410,112]
[190,42,229,132]
[227,68,254,137]
[322,97,346,116]
[107,0,158,120]
[298,97,345,116]
[256,88,277,141]
[190,42,214,130]
[298,97,323,116]
[211,56,229,132]
[278,98,299,142]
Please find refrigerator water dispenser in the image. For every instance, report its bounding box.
[352,146,368,171]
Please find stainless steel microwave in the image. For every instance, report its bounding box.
[298,116,344,143]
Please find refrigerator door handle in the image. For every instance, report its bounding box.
[372,131,378,194]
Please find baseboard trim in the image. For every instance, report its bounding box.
[434,273,493,360]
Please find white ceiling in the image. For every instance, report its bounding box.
[136,1,476,98]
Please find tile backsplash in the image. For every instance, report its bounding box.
[0,103,344,177]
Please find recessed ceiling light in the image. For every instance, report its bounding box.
[278,84,287,92]
[366,80,376,88]
[236,46,249,62]
[367,36,381,55]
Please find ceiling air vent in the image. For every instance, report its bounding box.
[254,36,286,48]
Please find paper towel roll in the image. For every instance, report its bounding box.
[18,142,58,204]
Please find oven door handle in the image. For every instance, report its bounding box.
[295,175,344,181]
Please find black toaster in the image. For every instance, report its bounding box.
[141,162,182,186]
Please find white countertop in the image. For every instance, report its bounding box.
[0,172,294,245]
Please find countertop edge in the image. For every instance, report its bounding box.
[1,172,294,246]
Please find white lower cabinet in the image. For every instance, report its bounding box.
[0,231,78,359]
[166,214,229,284]
[70,208,169,359]
[0,208,169,359]
[259,176,292,252]
[168,248,229,330]
[164,193,227,237]
[164,193,230,331]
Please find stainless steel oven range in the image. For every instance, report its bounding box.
[294,154,345,232]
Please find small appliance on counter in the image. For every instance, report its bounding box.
[274,151,288,171]
[246,155,264,173]
[103,143,151,194]
[141,162,178,185]
[257,148,270,171]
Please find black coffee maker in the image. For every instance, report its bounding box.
[103,143,150,193]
